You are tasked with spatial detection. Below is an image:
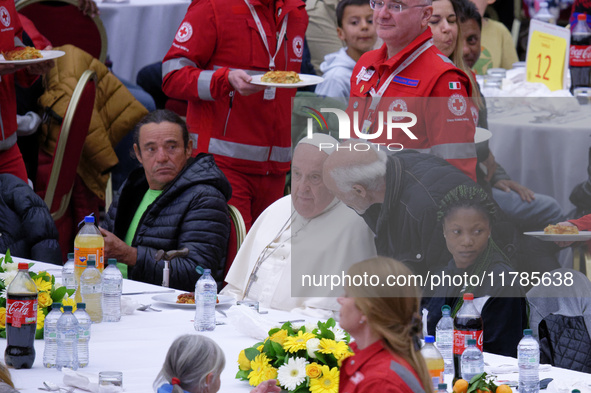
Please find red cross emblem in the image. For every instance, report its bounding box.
[0,7,10,27]
[175,22,193,43]
[293,35,303,58]
[447,94,467,116]
[388,99,408,121]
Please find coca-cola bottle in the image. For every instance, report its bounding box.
[570,13,591,93]
[5,263,38,369]
[453,293,483,381]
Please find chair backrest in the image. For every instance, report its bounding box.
[225,204,246,276]
[16,0,108,62]
[44,70,97,221]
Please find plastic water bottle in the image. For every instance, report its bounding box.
[533,2,555,24]
[438,383,448,393]
[518,329,540,393]
[80,255,102,323]
[42,303,62,368]
[102,258,122,322]
[436,305,454,381]
[56,306,78,371]
[461,339,484,382]
[74,303,91,368]
[194,269,216,331]
[421,335,444,390]
[62,254,76,291]
[74,215,104,303]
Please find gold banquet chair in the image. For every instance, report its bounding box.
[225,204,247,276]
[43,70,97,221]
[16,0,108,63]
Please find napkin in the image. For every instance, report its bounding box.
[62,368,99,393]
[121,297,140,315]
[546,379,591,393]
[486,363,552,374]
[226,304,277,341]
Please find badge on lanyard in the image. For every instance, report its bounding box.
[264,87,276,100]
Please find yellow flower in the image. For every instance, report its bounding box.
[318,338,349,359]
[36,311,45,330]
[309,365,339,393]
[337,350,354,367]
[38,292,53,309]
[33,276,52,292]
[306,362,322,379]
[257,344,264,352]
[0,307,6,329]
[269,329,288,345]
[61,297,77,313]
[248,354,276,386]
[238,350,251,371]
[283,331,316,353]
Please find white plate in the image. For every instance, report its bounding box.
[524,231,591,241]
[0,50,65,65]
[151,293,234,308]
[250,73,324,88]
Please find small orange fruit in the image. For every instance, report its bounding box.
[453,379,469,393]
[496,385,512,393]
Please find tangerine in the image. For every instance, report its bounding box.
[453,379,469,393]
[496,385,512,393]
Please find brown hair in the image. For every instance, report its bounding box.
[346,257,433,393]
[0,363,14,388]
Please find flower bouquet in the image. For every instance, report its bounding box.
[236,318,353,393]
[0,250,76,339]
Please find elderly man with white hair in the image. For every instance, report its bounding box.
[221,134,376,318]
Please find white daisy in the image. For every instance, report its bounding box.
[4,262,18,272]
[0,288,6,299]
[306,338,320,358]
[329,326,347,341]
[0,271,17,288]
[277,357,308,391]
[305,322,317,333]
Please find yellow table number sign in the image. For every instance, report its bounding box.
[526,20,570,91]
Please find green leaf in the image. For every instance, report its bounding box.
[244,347,260,361]
[51,286,67,302]
[268,327,280,336]
[66,289,76,297]
[0,330,5,338]
[35,328,43,339]
[271,340,285,357]
[314,352,327,364]
[235,369,250,380]
[469,373,485,384]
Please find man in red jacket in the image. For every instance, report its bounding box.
[347,0,477,181]
[162,0,308,229]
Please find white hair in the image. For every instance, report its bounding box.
[153,335,226,393]
[330,148,388,192]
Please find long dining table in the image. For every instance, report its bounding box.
[3,256,591,393]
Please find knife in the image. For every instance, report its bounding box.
[122,289,176,295]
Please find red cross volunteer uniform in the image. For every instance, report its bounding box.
[340,341,427,393]
[348,29,477,181]
[0,3,38,182]
[162,0,308,228]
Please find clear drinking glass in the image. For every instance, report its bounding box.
[98,371,123,393]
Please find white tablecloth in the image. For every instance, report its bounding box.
[97,0,190,82]
[488,100,591,213]
[4,258,591,393]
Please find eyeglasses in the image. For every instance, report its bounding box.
[369,0,428,12]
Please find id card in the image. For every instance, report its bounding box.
[263,87,276,100]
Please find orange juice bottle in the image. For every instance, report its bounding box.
[74,215,104,302]
[422,335,445,391]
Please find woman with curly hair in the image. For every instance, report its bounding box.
[338,256,433,393]
[426,185,527,357]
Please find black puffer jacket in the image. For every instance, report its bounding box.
[361,151,475,276]
[102,154,232,291]
[0,174,61,264]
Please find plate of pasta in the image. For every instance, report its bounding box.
[152,293,234,308]
[0,49,65,65]
[250,71,324,88]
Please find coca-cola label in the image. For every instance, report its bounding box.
[453,329,483,355]
[570,45,591,67]
[7,299,38,327]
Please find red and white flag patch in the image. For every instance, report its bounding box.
[449,81,461,90]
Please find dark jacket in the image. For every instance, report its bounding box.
[0,174,61,264]
[539,314,591,372]
[426,248,527,357]
[361,151,475,276]
[102,154,232,291]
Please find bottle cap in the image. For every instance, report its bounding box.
[463,293,474,301]
[578,14,586,21]
[523,328,533,336]
[108,258,117,265]
[467,339,476,345]
[572,390,581,393]
[84,215,95,223]
[52,303,62,310]
[441,305,451,313]
[67,253,74,260]
[17,263,28,270]
[203,268,211,274]
[438,383,447,390]
[539,1,548,6]
[63,306,73,312]
[77,303,86,309]
[424,335,435,343]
